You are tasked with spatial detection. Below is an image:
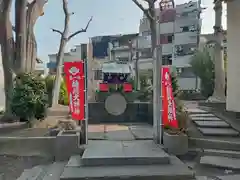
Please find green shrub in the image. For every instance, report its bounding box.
[45,75,69,106]
[59,78,69,105]
[190,48,214,98]
[11,73,48,122]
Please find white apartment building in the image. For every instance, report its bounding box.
[138,0,202,90]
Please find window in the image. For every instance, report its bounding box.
[182,26,189,32]
[178,67,195,78]
[167,35,173,43]
[94,69,102,80]
[162,55,172,65]
[142,31,151,37]
[113,41,119,48]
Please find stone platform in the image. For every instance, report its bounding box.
[60,140,194,180]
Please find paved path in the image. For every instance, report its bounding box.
[88,123,153,141]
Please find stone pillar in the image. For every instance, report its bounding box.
[209,0,225,102]
[226,0,240,112]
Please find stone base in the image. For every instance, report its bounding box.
[61,156,194,180]
[163,132,188,155]
[55,130,80,161]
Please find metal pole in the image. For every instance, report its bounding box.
[135,38,140,90]
[153,9,163,144]
[80,59,88,145]
[84,59,89,144]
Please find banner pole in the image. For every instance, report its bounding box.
[84,59,89,144]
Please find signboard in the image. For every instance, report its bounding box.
[64,61,85,120]
[162,66,178,128]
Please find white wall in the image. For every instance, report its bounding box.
[226,0,240,112]
[172,55,192,67]
[174,32,198,45]
[156,22,174,34]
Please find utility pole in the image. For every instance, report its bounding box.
[135,38,140,90]
[153,5,162,144]
[153,0,175,144]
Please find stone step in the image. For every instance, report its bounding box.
[217,175,240,180]
[60,156,194,180]
[81,140,170,166]
[191,117,221,121]
[17,165,48,180]
[200,155,240,170]
[193,120,230,128]
[198,127,239,137]
[189,137,240,151]
[203,149,240,159]
[187,109,209,114]
[42,162,66,180]
[190,114,215,117]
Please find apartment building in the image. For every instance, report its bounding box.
[47,44,87,74]
[138,0,202,90]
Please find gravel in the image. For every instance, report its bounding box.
[0,155,53,180]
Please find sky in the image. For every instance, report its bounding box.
[24,0,227,61]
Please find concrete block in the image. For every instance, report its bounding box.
[193,121,230,128]
[198,128,239,136]
[82,140,170,166]
[163,132,188,155]
[55,130,80,161]
[200,155,240,170]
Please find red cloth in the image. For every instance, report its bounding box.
[99,83,109,92]
[123,83,132,92]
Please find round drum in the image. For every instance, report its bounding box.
[105,93,127,116]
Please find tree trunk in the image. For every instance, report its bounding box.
[209,0,225,102]
[15,0,27,73]
[0,0,15,121]
[52,39,67,106]
[25,0,46,72]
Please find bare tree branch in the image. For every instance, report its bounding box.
[132,0,150,18]
[67,16,93,41]
[51,28,63,35]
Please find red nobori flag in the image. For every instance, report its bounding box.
[123,83,132,92]
[64,61,85,120]
[99,83,109,92]
[161,66,178,128]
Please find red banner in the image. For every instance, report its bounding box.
[162,66,178,128]
[64,61,85,120]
